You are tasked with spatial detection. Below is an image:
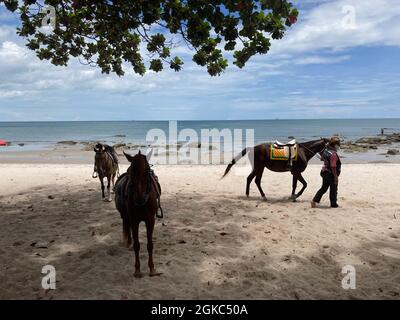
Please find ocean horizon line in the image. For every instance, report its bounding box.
[0,117,400,123]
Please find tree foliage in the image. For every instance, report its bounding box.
[1,0,298,76]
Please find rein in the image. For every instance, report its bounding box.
[132,172,152,206]
[299,140,327,159]
[127,165,163,218]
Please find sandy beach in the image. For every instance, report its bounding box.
[0,160,399,299]
[2,0,400,305]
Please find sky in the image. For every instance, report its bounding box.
[0,0,399,121]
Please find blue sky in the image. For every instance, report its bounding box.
[0,0,399,121]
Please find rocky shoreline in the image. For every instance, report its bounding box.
[2,132,399,160]
[55,140,215,153]
[55,132,400,156]
[341,132,400,156]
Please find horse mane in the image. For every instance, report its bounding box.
[133,153,150,168]
[128,153,151,177]
[298,138,325,147]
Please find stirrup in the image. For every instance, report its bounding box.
[156,198,164,218]
[156,207,164,219]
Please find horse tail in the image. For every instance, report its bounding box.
[115,174,131,247]
[222,148,249,178]
[122,218,132,248]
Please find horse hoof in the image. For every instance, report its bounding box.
[134,272,143,278]
[262,196,267,201]
[311,201,317,208]
[149,270,162,277]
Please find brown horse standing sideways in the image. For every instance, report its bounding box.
[93,143,119,202]
[114,150,162,278]
[223,138,329,200]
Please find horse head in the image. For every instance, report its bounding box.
[93,143,108,175]
[311,137,329,152]
[124,150,152,206]
[298,138,329,160]
[94,143,105,153]
[321,137,329,145]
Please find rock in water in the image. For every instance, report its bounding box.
[387,149,399,155]
[57,140,77,145]
[355,136,387,144]
[113,143,126,149]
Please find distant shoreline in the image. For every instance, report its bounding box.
[0,117,400,123]
[0,135,399,165]
[1,119,399,164]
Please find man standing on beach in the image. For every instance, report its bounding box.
[311,137,342,208]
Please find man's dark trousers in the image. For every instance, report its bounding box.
[313,170,338,206]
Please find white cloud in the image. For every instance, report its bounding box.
[0,0,399,120]
[295,55,351,65]
[270,0,400,55]
[0,89,26,98]
[0,41,26,60]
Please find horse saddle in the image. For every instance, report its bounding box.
[270,140,298,161]
[116,171,164,218]
[104,145,119,166]
[274,139,296,148]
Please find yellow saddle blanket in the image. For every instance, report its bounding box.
[270,144,298,161]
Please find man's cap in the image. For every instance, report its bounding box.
[329,136,341,146]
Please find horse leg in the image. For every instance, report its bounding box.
[246,170,256,197]
[290,173,298,201]
[111,173,116,194]
[295,173,308,199]
[107,176,112,202]
[100,177,105,200]
[254,167,266,200]
[132,222,142,278]
[146,218,161,277]
[122,217,131,248]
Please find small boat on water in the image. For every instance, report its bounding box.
[0,139,8,146]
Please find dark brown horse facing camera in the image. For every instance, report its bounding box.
[93,143,119,202]
[114,150,162,278]
[223,138,328,201]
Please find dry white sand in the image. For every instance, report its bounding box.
[0,163,399,299]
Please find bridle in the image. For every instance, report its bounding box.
[128,164,152,207]
[299,138,327,158]
[123,151,163,218]
[93,149,106,178]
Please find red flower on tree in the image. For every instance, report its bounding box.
[289,15,298,24]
